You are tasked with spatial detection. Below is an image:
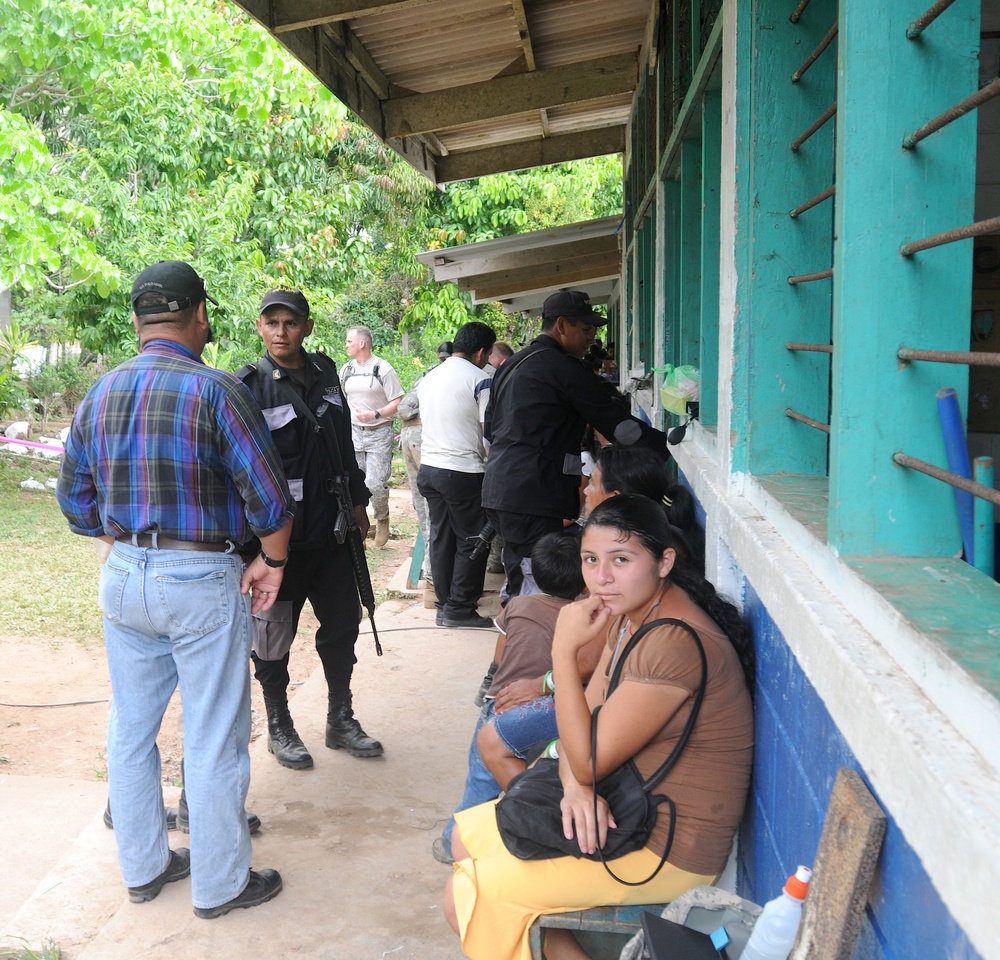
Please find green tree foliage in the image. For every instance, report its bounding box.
[1,0,422,356]
[400,158,623,348]
[1,0,622,377]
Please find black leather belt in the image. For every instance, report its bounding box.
[119,534,235,553]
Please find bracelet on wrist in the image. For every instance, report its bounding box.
[259,549,288,568]
[543,670,555,693]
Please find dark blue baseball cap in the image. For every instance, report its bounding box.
[131,261,218,316]
[542,290,606,325]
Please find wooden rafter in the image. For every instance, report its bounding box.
[269,0,436,33]
[435,127,625,183]
[383,53,636,139]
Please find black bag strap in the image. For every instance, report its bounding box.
[590,617,708,885]
[605,618,708,794]
[489,340,548,408]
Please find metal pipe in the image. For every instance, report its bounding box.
[789,0,811,24]
[900,216,1000,257]
[974,457,995,578]
[790,102,837,152]
[936,387,975,563]
[892,452,1000,508]
[791,22,837,82]
[898,347,1000,367]
[786,342,833,353]
[788,268,834,285]
[903,78,1000,149]
[906,0,959,40]
[790,183,835,218]
[785,408,830,433]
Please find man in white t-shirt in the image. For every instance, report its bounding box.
[417,321,497,629]
[342,325,404,547]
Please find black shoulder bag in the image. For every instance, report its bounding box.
[494,618,708,885]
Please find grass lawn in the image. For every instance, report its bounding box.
[0,454,104,647]
[0,450,420,647]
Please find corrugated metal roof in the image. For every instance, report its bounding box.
[231,0,651,184]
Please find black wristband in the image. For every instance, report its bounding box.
[259,549,287,568]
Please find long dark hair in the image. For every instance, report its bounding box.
[585,494,755,688]
[595,445,706,573]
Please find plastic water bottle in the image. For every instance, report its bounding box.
[741,865,812,960]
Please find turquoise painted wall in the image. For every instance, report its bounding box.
[740,0,838,476]
[829,0,979,555]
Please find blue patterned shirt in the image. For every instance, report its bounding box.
[57,340,293,543]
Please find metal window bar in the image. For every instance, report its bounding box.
[791,103,837,152]
[906,0,959,40]
[898,347,1000,367]
[791,22,838,82]
[786,408,831,433]
[787,342,833,353]
[903,78,1000,149]
[893,452,1000,507]
[788,268,834,284]
[790,184,836,219]
[900,216,1000,257]
[789,0,811,24]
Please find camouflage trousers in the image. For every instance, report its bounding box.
[399,424,431,578]
[352,422,394,522]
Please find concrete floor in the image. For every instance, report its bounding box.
[0,593,500,960]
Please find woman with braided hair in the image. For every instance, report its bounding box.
[443,494,754,960]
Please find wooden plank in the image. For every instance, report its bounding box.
[790,768,887,960]
[270,0,438,32]
[435,127,625,183]
[467,258,620,302]
[383,53,637,139]
[433,234,620,282]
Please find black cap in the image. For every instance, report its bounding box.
[542,290,606,325]
[131,261,218,316]
[260,288,310,318]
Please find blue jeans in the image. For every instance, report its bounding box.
[101,543,253,909]
[442,695,558,853]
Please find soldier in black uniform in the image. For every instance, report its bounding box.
[238,289,383,767]
[482,290,669,597]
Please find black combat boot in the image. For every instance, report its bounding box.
[325,693,383,758]
[264,696,314,769]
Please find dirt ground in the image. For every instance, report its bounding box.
[0,487,423,787]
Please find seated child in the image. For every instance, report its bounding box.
[434,527,602,864]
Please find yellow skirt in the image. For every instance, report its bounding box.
[452,800,715,960]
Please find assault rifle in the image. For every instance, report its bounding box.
[320,416,382,657]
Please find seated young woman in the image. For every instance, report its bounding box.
[443,494,754,960]
[480,445,706,791]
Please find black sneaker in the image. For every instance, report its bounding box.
[193,868,283,919]
[473,660,499,707]
[442,613,495,630]
[127,848,191,903]
[431,837,455,865]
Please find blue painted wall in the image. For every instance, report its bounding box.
[737,582,981,960]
